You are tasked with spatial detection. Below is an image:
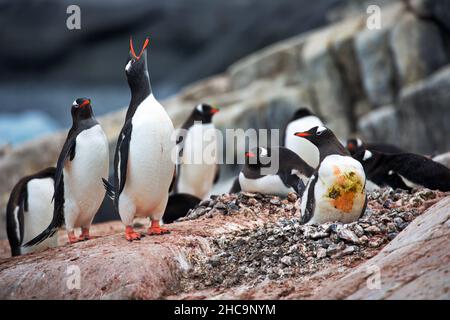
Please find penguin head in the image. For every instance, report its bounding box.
[125,37,150,79]
[294,126,332,146]
[290,107,314,121]
[245,147,271,168]
[71,98,93,121]
[192,104,220,123]
[346,138,364,156]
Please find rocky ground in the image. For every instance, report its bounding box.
[176,188,447,294]
[0,187,448,299]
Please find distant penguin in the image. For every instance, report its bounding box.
[25,98,109,246]
[7,167,57,256]
[352,147,450,192]
[174,103,220,199]
[162,193,201,224]
[103,37,175,241]
[294,126,367,224]
[233,146,314,197]
[346,138,405,156]
[284,108,324,169]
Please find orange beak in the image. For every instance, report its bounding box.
[210,107,220,115]
[80,99,90,107]
[347,143,356,152]
[294,132,310,137]
[130,37,150,60]
[245,152,256,158]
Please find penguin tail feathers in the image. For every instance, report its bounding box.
[102,178,115,200]
[23,225,58,247]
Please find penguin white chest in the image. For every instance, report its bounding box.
[285,116,322,168]
[306,155,366,224]
[177,123,218,199]
[64,124,109,227]
[124,95,175,213]
[21,177,57,254]
[239,172,294,197]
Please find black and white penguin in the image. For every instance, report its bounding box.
[25,98,109,246]
[103,37,175,241]
[352,147,450,192]
[162,193,201,224]
[7,167,57,256]
[294,126,367,224]
[284,108,324,169]
[346,138,405,156]
[233,146,314,197]
[174,103,220,199]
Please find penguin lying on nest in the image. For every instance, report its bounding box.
[25,98,109,246]
[230,146,314,197]
[7,167,58,256]
[294,126,367,224]
[346,138,405,155]
[351,143,450,192]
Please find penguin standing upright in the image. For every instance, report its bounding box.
[7,167,58,256]
[352,147,450,191]
[25,98,109,246]
[294,126,367,224]
[174,103,220,199]
[284,108,324,169]
[103,37,175,241]
[232,146,314,197]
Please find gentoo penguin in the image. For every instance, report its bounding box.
[346,138,405,156]
[233,146,314,197]
[352,147,450,191]
[174,103,220,199]
[162,193,201,224]
[7,167,57,256]
[284,108,324,169]
[294,126,367,224]
[25,98,109,246]
[103,37,175,241]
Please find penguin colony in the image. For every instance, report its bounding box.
[6,37,450,256]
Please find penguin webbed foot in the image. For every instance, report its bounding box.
[125,226,142,241]
[67,231,79,244]
[147,220,170,236]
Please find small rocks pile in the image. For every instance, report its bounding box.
[180,188,447,291]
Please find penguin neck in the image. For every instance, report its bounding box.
[126,71,152,120]
[318,139,349,163]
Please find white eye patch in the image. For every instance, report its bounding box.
[356,138,362,147]
[125,60,132,72]
[316,126,327,134]
[72,100,78,107]
[363,150,373,161]
[259,147,268,157]
[196,104,204,113]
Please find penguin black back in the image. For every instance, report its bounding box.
[7,167,56,256]
[347,138,405,156]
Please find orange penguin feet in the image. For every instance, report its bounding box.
[125,226,142,241]
[67,231,79,244]
[147,220,170,236]
[79,227,96,241]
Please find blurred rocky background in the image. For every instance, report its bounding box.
[1,0,450,238]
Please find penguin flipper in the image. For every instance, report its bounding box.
[301,173,317,224]
[102,178,115,200]
[113,120,133,209]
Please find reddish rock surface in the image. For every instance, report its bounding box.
[0,193,448,300]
